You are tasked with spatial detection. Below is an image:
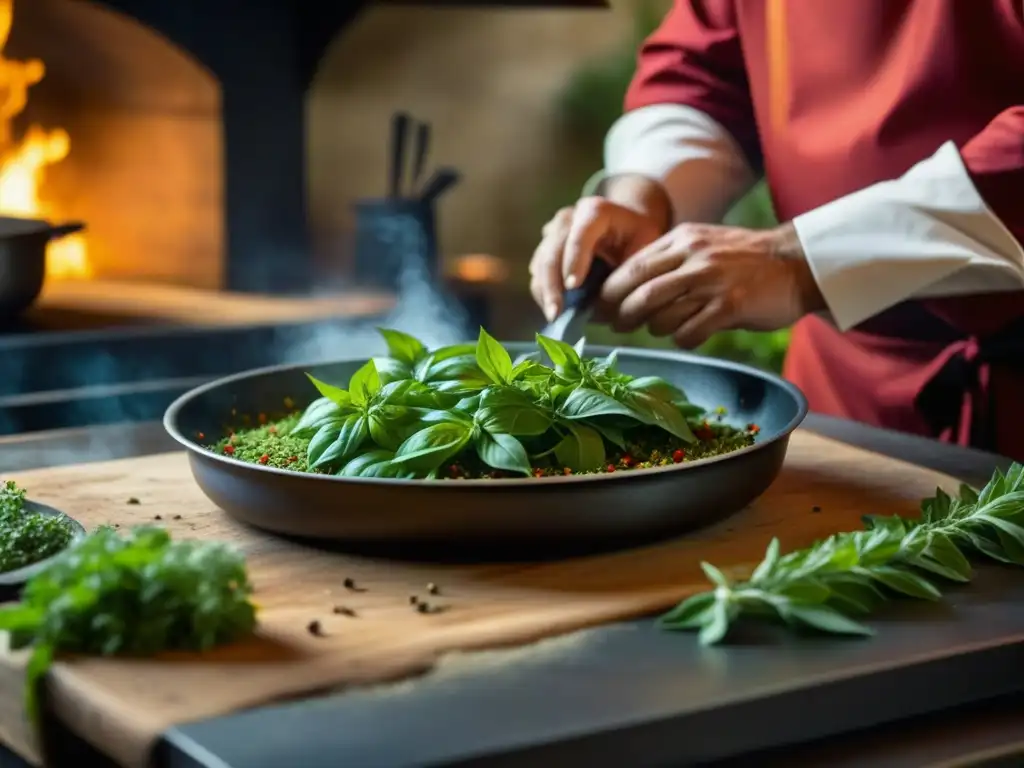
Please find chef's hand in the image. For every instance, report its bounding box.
[529,196,666,321]
[597,222,825,348]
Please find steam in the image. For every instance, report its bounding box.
[1,261,473,473]
[279,263,470,367]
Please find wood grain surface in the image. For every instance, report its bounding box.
[0,430,958,768]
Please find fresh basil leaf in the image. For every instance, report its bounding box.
[778,604,874,636]
[918,531,972,581]
[348,360,381,406]
[306,374,352,407]
[291,397,347,436]
[429,343,477,362]
[368,406,416,451]
[338,449,398,478]
[535,334,581,371]
[750,538,782,582]
[589,421,627,450]
[475,432,531,475]
[553,423,605,470]
[372,356,412,385]
[421,354,483,382]
[625,392,697,443]
[311,414,368,468]
[675,401,707,419]
[307,423,341,465]
[475,328,513,384]
[700,561,730,587]
[476,387,552,436]
[511,359,549,382]
[392,422,472,473]
[698,599,732,645]
[658,592,716,628]
[559,387,636,420]
[572,336,587,359]
[867,566,941,600]
[378,328,427,365]
[626,376,685,402]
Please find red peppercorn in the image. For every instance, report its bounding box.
[747,423,761,435]
[259,454,270,465]
[287,455,298,463]
[672,449,685,463]
[606,464,616,473]
[621,454,634,467]
[223,445,235,455]
[197,432,205,440]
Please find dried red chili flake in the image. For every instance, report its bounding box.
[258,454,270,465]
[672,449,685,463]
[747,423,761,435]
[223,444,235,455]
[287,456,298,463]
[267,425,277,434]
[621,454,634,467]
[695,422,714,440]
[563,467,572,476]
[606,464,616,473]
[196,432,205,440]
[533,468,544,478]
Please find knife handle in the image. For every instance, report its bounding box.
[563,257,613,313]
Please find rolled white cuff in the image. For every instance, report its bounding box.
[601,104,757,225]
[793,141,1024,331]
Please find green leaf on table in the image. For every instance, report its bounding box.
[698,600,732,645]
[778,604,874,636]
[658,592,716,629]
[866,566,941,601]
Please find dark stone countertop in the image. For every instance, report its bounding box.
[3,415,1024,768]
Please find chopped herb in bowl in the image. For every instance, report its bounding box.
[0,481,76,575]
[211,328,758,480]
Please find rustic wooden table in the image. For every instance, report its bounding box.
[1,415,1023,768]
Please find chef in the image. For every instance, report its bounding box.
[529,0,1024,459]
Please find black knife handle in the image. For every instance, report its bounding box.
[563,257,613,313]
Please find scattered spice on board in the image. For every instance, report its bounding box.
[332,606,356,617]
[153,515,162,521]
[306,620,324,637]
[409,595,419,605]
[427,583,439,595]
[173,514,182,520]
[127,497,140,505]
[343,577,366,592]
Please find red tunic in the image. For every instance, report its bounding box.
[625,0,1024,459]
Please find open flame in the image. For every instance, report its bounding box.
[0,0,90,280]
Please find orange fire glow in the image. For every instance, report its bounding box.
[0,0,90,280]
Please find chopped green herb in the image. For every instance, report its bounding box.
[210,328,756,479]
[0,481,75,575]
[0,526,257,721]
[662,463,1024,645]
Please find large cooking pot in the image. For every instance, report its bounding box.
[0,216,85,321]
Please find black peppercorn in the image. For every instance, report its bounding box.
[811,505,822,513]
[153,515,162,521]
[127,497,140,505]
[343,577,366,592]
[409,595,419,605]
[416,602,431,614]
[427,583,439,595]
[332,606,356,617]
[307,620,324,636]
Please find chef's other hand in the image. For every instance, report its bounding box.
[598,222,825,348]
[529,197,664,321]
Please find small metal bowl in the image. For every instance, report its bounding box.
[0,501,86,600]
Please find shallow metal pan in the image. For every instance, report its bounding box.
[163,344,807,553]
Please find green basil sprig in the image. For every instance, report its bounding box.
[662,463,1024,644]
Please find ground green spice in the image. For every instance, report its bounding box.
[211,412,758,480]
[0,481,75,574]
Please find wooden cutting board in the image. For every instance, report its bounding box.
[0,431,959,768]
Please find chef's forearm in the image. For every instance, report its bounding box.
[792,141,1024,332]
[600,104,758,226]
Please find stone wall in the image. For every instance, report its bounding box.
[307,3,639,287]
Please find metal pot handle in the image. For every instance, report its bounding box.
[46,222,85,240]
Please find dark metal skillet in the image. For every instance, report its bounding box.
[163,348,807,551]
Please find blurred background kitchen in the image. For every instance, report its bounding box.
[0,0,786,438]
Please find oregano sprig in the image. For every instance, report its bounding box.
[661,463,1024,644]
